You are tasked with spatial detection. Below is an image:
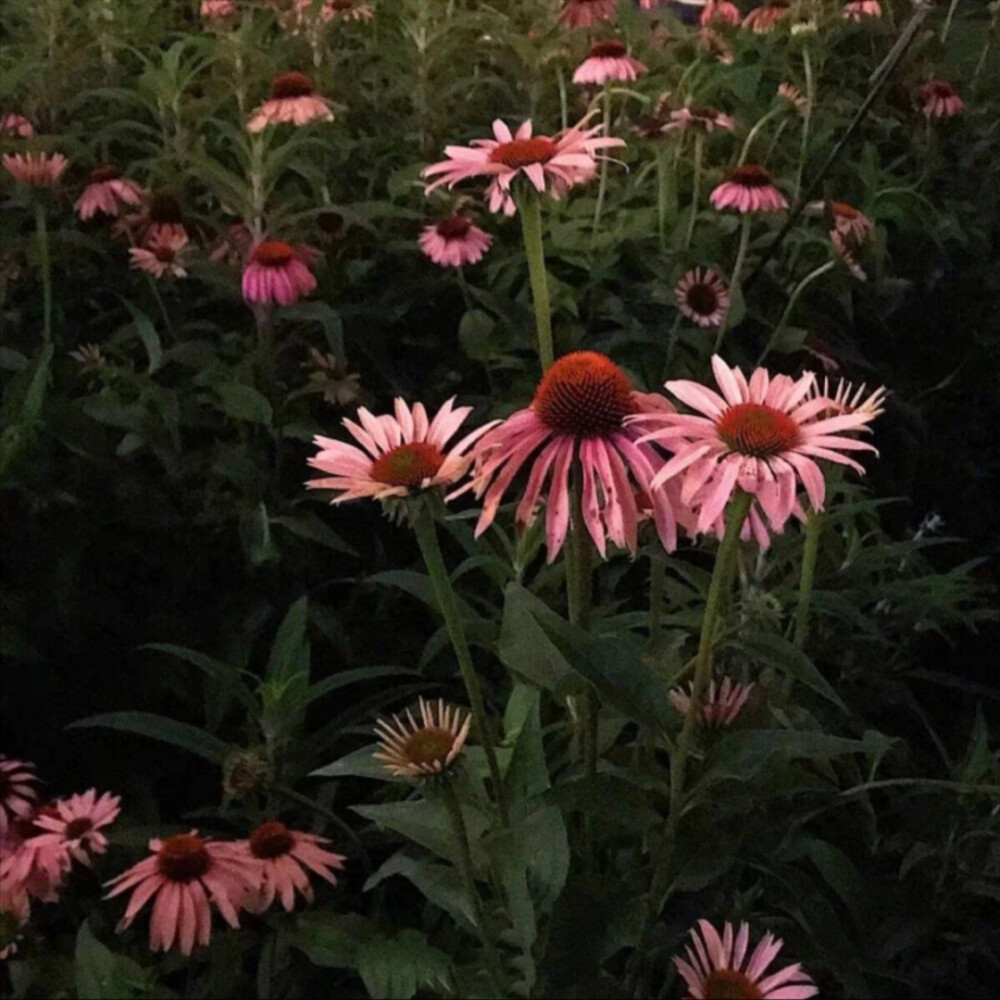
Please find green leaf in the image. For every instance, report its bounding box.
[75,920,152,999]
[288,911,373,968]
[712,730,875,781]
[140,643,258,716]
[305,666,421,706]
[458,309,497,362]
[213,382,273,425]
[271,509,357,556]
[239,502,278,566]
[365,851,477,932]
[266,597,310,686]
[120,298,163,374]
[731,633,846,709]
[311,743,403,781]
[498,583,575,690]
[504,684,550,802]
[356,928,453,1000]
[67,712,228,764]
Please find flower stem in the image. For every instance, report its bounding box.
[738,108,781,165]
[34,201,52,344]
[657,145,674,252]
[940,0,959,44]
[517,188,554,371]
[440,780,507,994]
[683,132,704,252]
[412,502,510,826]
[786,511,824,696]
[714,215,751,354]
[794,46,814,203]
[756,259,836,365]
[590,82,613,243]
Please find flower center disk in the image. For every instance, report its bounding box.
[685,282,720,315]
[533,351,635,437]
[271,71,315,99]
[716,402,800,458]
[490,137,558,170]
[90,165,120,184]
[370,442,445,487]
[252,240,295,267]
[436,215,472,240]
[703,969,765,1000]
[729,165,772,188]
[249,821,295,859]
[157,833,211,881]
[403,727,456,767]
[64,817,94,839]
[590,40,627,59]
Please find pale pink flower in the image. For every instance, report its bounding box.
[826,201,873,245]
[247,72,334,132]
[418,214,492,267]
[1,830,70,903]
[807,377,887,420]
[69,343,106,370]
[0,758,40,840]
[0,112,33,138]
[238,821,345,913]
[2,152,68,187]
[29,789,120,867]
[0,866,30,960]
[743,2,790,33]
[558,0,617,28]
[669,677,754,726]
[632,355,881,539]
[920,79,965,119]
[241,240,317,305]
[843,0,881,20]
[422,114,624,213]
[777,82,809,114]
[675,268,730,328]
[115,193,188,248]
[662,105,736,135]
[710,165,788,213]
[201,0,235,17]
[463,351,679,561]
[307,397,498,503]
[374,698,471,779]
[129,232,190,279]
[573,40,647,86]
[74,165,144,220]
[674,920,818,999]
[104,831,260,956]
[700,28,735,64]
[701,1,741,25]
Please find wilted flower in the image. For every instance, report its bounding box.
[919,79,964,119]
[675,268,731,328]
[777,82,809,114]
[69,343,106,371]
[633,92,674,139]
[222,746,273,802]
[241,240,317,305]
[2,152,68,187]
[74,165,144,220]
[710,165,788,213]
[299,349,365,409]
[572,40,647,86]
[129,231,190,279]
[674,920,818,999]
[247,72,334,132]
[662,105,737,135]
[669,677,755,726]
[418,214,492,268]
[373,698,471,779]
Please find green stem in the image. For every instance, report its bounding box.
[794,46,814,203]
[412,503,510,826]
[516,188,554,371]
[145,273,176,342]
[648,552,666,650]
[656,145,673,252]
[940,0,959,44]
[557,65,568,132]
[34,201,52,344]
[738,108,781,165]
[786,512,824,697]
[714,215,751,354]
[590,82,613,243]
[440,781,507,995]
[756,260,836,365]
[683,132,704,252]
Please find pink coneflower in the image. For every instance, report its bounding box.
[633,355,881,538]
[241,240,317,305]
[919,79,964,119]
[0,112,33,138]
[117,193,188,247]
[208,220,253,265]
[0,867,30,960]
[674,920,818,999]
[0,830,69,903]
[104,831,259,956]
[29,789,120,867]
[323,0,375,20]
[699,28,735,65]
[558,0,617,28]
[662,105,736,135]
[777,82,809,114]
[307,397,497,503]
[129,231,190,279]
[669,677,754,726]
[69,343,106,370]
[74,165,144,221]
[240,821,345,913]
[0,759,40,841]
[373,698,471,779]
[1,152,68,187]
[201,0,235,17]
[710,165,788,213]
[418,214,492,267]
[743,1,790,33]
[464,351,679,560]
[633,92,674,140]
[422,115,624,213]
[808,377,887,420]
[843,0,881,20]
[675,268,731,328]
[572,40,647,86]
[247,72,334,132]
[701,1,741,25]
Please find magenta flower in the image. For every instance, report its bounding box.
[464,351,679,561]
[920,79,964,119]
[0,758,40,840]
[701,1,741,25]
[1,826,70,903]
[675,268,731,329]
[29,789,121,866]
[572,40,647,86]
[200,0,235,17]
[843,0,881,20]
[418,214,492,267]
[75,165,144,220]
[2,152,68,187]
[558,0,617,28]
[105,831,260,956]
[669,677,754,726]
[307,397,498,504]
[241,240,317,305]
[239,821,345,913]
[422,115,624,214]
[743,2,790,33]
[710,165,788,214]
[674,920,818,999]
[247,72,334,132]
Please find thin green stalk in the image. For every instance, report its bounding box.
[145,274,176,342]
[34,201,52,344]
[440,781,507,995]
[794,46,815,202]
[516,188,554,371]
[656,145,674,252]
[738,108,781,165]
[756,259,836,365]
[940,0,959,44]
[683,132,704,252]
[412,503,510,825]
[590,82,613,242]
[714,215,751,354]
[557,65,568,132]
[785,512,825,697]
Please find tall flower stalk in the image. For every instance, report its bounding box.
[591,82,613,240]
[714,215,751,353]
[34,202,52,345]
[794,46,814,203]
[517,188,554,371]
[683,132,705,251]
